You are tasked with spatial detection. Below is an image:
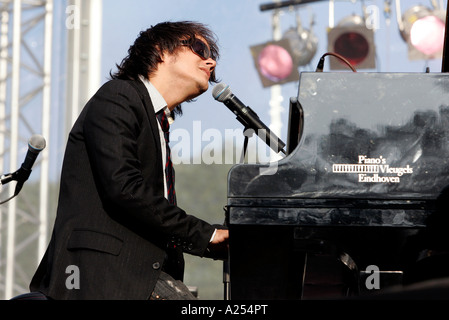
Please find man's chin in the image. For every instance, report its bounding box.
[200,82,209,93]
[185,83,209,101]
[194,84,209,97]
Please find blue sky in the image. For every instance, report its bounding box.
[100,0,445,157]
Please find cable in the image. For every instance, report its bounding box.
[315,52,358,72]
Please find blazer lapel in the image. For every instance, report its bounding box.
[126,79,162,156]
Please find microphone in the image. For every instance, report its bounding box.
[21,134,46,170]
[1,134,46,197]
[212,83,286,154]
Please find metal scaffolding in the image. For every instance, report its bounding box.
[0,0,53,300]
[0,0,102,299]
[65,0,102,137]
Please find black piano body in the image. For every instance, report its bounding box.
[226,72,449,299]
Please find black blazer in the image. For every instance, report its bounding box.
[30,79,215,300]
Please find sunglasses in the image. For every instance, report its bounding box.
[181,38,212,60]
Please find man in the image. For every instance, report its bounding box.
[30,21,228,300]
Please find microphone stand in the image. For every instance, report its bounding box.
[223,229,231,300]
[0,176,21,205]
[224,127,254,300]
[239,128,254,164]
[0,168,31,205]
[223,123,285,299]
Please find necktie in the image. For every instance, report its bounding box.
[156,110,176,205]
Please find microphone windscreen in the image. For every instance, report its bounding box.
[212,83,232,102]
[28,134,46,152]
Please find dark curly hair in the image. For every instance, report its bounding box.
[110,21,220,118]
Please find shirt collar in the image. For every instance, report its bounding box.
[139,75,172,121]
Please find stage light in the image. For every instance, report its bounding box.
[327,14,376,70]
[250,38,300,88]
[283,26,318,67]
[400,5,446,60]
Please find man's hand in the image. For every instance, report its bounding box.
[206,229,229,260]
[210,229,229,244]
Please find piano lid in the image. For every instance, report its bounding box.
[228,72,449,200]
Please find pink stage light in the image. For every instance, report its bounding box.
[410,15,445,56]
[258,44,294,82]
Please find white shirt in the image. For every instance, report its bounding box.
[139,76,171,200]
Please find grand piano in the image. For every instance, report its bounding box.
[225,72,449,299]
